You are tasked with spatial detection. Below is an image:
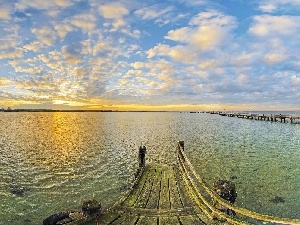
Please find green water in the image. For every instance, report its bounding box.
[0,112,299,224]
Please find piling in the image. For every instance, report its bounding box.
[138,145,146,167]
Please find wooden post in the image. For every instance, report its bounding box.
[178,141,184,151]
[139,145,146,167]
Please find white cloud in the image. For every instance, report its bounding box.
[16,0,73,11]
[237,74,249,85]
[0,49,23,60]
[147,44,194,62]
[259,3,277,13]
[0,35,19,50]
[31,27,57,47]
[262,52,287,65]
[126,69,143,77]
[230,53,255,67]
[165,11,236,51]
[134,4,173,20]
[291,76,300,87]
[249,15,300,37]
[14,66,42,75]
[0,5,12,20]
[23,41,41,52]
[0,77,11,86]
[98,4,129,31]
[99,4,129,19]
[130,62,145,69]
[258,0,300,13]
[93,41,112,56]
[54,23,73,39]
[70,13,97,32]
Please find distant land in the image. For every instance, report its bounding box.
[0,107,170,112]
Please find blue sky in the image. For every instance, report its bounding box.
[0,0,300,111]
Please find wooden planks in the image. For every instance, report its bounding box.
[122,165,189,211]
[93,165,212,225]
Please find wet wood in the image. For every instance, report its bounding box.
[62,141,300,225]
[90,165,215,225]
[206,111,300,124]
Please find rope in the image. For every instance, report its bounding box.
[177,144,300,225]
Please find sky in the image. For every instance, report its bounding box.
[0,0,300,111]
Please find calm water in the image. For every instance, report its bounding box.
[0,112,299,224]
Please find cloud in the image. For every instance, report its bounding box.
[31,26,57,47]
[249,15,300,37]
[54,23,74,39]
[61,45,83,64]
[262,52,287,65]
[176,0,209,6]
[0,4,12,20]
[229,52,255,67]
[70,13,97,32]
[126,69,143,77]
[23,41,41,52]
[259,3,277,13]
[16,0,73,11]
[0,49,23,60]
[99,3,129,30]
[134,4,173,20]
[14,66,43,75]
[291,76,300,87]
[237,74,249,85]
[150,45,196,63]
[165,11,236,51]
[0,77,11,86]
[99,4,129,19]
[147,10,237,62]
[0,35,19,50]
[258,0,300,13]
[134,4,182,26]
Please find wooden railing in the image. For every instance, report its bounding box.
[177,141,300,225]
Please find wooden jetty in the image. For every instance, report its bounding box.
[207,111,300,124]
[45,142,300,225]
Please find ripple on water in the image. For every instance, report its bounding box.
[0,112,299,225]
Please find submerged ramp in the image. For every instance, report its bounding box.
[96,164,216,225]
[47,141,300,225]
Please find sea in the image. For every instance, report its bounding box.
[0,111,299,224]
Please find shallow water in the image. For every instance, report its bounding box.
[0,112,299,224]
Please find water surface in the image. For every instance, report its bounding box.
[0,112,299,224]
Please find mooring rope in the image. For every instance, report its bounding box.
[177,143,300,225]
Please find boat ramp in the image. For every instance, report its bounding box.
[44,142,300,225]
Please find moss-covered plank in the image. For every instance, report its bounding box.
[178,215,206,225]
[136,216,158,225]
[169,166,184,209]
[158,168,171,210]
[159,216,180,225]
[146,167,163,209]
[134,167,157,208]
[109,214,139,225]
[122,167,151,207]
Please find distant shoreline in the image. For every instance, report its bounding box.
[0,109,171,112]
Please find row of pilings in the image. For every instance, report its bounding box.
[203,111,300,124]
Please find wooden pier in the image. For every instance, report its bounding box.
[45,142,300,225]
[209,111,300,124]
